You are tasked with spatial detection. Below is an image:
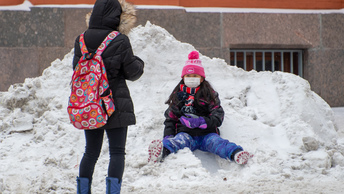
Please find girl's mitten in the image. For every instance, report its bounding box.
[180,114,207,129]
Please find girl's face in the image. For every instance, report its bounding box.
[183,74,204,88]
[184,74,203,79]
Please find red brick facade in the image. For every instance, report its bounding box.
[2,0,344,9]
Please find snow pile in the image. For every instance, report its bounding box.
[1,21,344,193]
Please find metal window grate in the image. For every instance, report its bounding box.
[230,50,303,77]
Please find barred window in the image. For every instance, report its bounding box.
[230,50,303,77]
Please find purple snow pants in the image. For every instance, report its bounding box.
[162,132,243,160]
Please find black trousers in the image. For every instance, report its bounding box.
[79,127,128,182]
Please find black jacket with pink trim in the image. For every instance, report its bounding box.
[163,91,224,137]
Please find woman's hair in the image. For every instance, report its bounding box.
[165,79,217,107]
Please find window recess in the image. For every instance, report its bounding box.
[230,50,303,77]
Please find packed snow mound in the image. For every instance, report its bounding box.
[1,21,344,193]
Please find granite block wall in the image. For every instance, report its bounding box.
[0,7,343,106]
[0,7,90,93]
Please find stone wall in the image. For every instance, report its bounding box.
[0,7,343,106]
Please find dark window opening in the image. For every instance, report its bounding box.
[230,50,303,77]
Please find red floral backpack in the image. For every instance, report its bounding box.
[67,31,120,130]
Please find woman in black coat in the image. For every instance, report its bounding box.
[72,0,144,193]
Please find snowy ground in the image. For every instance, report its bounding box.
[1,22,344,194]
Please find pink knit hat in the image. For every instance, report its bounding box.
[181,51,206,78]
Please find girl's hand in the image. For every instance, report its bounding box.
[180,114,207,129]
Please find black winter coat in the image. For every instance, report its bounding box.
[72,0,144,129]
[163,90,224,137]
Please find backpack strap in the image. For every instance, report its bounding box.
[95,31,121,56]
[79,32,88,56]
[79,31,120,59]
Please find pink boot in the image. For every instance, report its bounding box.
[148,139,163,163]
[234,151,252,165]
